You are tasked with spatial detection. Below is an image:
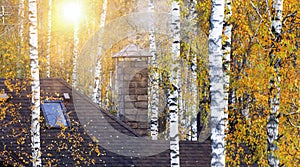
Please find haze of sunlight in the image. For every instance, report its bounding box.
[62,2,82,23]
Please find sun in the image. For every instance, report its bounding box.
[62,2,82,23]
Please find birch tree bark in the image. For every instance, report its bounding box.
[17,0,25,77]
[92,0,108,105]
[28,0,42,166]
[72,22,79,89]
[222,0,232,135]
[46,0,52,78]
[169,1,180,166]
[146,0,159,141]
[268,0,284,166]
[187,0,198,141]
[208,0,226,166]
[18,0,24,43]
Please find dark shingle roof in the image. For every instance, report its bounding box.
[0,78,211,166]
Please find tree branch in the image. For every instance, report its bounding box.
[250,0,262,19]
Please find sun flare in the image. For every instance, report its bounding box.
[62,2,82,23]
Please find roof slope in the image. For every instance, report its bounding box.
[0,78,211,166]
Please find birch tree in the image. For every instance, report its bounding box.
[187,0,198,141]
[28,0,42,166]
[208,0,226,166]
[91,0,108,105]
[17,0,25,77]
[147,0,159,141]
[169,1,180,166]
[72,22,79,89]
[222,0,232,135]
[225,0,300,165]
[268,0,284,166]
[46,0,52,78]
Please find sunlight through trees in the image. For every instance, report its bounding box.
[0,0,299,166]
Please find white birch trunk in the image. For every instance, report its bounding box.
[72,22,79,89]
[188,0,198,141]
[28,0,42,166]
[209,0,226,166]
[189,61,198,141]
[179,76,187,140]
[147,0,159,141]
[92,0,108,105]
[46,0,52,78]
[222,0,232,141]
[268,0,283,166]
[223,0,232,113]
[18,0,24,43]
[169,2,180,166]
[17,0,25,77]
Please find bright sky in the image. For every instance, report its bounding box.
[62,2,82,23]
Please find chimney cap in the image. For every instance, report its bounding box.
[113,44,152,58]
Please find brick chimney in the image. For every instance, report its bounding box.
[113,44,152,136]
